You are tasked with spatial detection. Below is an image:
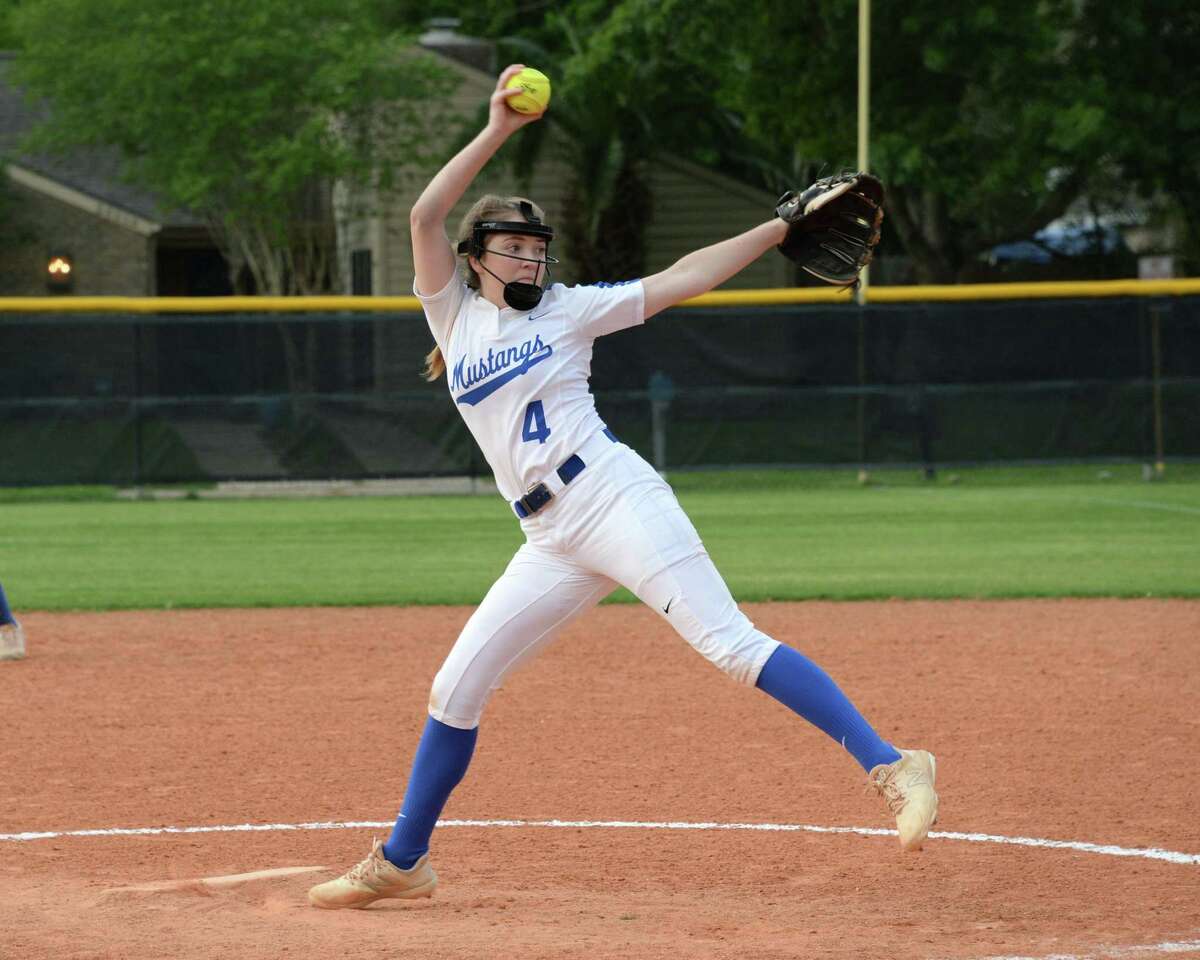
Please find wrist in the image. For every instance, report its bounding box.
[480,121,514,145]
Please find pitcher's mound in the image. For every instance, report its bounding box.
[104,865,326,897]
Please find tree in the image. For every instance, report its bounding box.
[1075,2,1200,273]
[0,0,22,48]
[12,0,454,299]
[628,0,1109,283]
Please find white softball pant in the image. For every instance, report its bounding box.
[428,440,780,729]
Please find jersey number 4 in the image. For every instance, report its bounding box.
[521,400,551,445]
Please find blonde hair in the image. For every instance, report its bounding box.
[422,194,548,382]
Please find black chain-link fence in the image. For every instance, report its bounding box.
[2,294,1197,485]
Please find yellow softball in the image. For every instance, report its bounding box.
[504,67,551,115]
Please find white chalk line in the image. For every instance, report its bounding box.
[968,936,1200,959]
[1075,496,1200,517]
[1,818,1197,866]
[964,487,1200,519]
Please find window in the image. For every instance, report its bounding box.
[351,249,372,295]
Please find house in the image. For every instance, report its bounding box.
[0,52,228,297]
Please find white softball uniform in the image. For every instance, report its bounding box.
[417,275,779,729]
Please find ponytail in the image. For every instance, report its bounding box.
[423,345,445,381]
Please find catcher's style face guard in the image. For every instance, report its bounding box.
[457,201,559,310]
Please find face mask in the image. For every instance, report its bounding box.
[476,256,551,310]
[500,279,545,311]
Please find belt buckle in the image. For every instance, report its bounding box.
[519,482,553,516]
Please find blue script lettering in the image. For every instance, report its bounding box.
[452,335,554,406]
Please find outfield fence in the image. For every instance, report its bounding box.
[2,279,1198,486]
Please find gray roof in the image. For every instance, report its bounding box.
[0,52,203,229]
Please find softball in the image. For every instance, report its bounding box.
[505,67,551,115]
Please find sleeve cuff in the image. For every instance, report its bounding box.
[414,273,462,303]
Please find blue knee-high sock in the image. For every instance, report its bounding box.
[383,716,478,869]
[0,582,14,624]
[755,644,901,772]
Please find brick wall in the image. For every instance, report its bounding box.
[0,176,155,296]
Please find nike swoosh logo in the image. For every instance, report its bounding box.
[529,312,547,322]
[455,345,554,406]
[663,599,674,614]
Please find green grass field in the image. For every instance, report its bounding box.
[2,463,1198,611]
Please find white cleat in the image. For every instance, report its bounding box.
[869,749,939,851]
[308,839,437,909]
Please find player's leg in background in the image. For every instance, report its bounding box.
[0,581,24,661]
[0,581,13,624]
[381,541,615,870]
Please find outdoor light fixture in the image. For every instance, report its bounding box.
[46,252,74,292]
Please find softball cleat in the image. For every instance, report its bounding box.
[868,748,938,851]
[308,839,437,909]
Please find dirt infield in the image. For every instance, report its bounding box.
[2,599,1198,959]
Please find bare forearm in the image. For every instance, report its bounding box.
[642,219,789,318]
[410,125,510,227]
[673,219,788,290]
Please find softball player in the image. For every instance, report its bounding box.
[309,65,938,910]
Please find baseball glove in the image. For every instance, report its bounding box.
[776,172,884,287]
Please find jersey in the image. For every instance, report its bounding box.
[416,275,645,502]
